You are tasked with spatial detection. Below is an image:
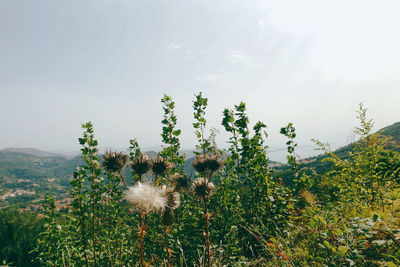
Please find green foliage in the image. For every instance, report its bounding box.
[27,95,400,266]
[0,209,43,266]
[280,123,299,178]
[218,102,295,261]
[34,195,66,266]
[160,94,185,173]
[192,92,211,155]
[312,103,399,208]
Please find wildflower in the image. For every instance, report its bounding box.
[192,154,208,173]
[192,154,223,173]
[205,154,223,172]
[164,188,180,209]
[102,150,129,173]
[131,153,151,176]
[125,182,166,213]
[192,177,215,199]
[151,155,173,175]
[170,174,191,192]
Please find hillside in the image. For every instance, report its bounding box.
[0,151,71,209]
[1,122,399,208]
[379,121,400,151]
[0,149,199,208]
[275,122,400,181]
[0,147,64,158]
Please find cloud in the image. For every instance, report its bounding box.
[166,43,182,50]
[228,49,254,66]
[196,73,221,82]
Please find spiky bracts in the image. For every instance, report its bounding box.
[164,188,181,210]
[192,154,223,173]
[161,187,181,227]
[192,177,215,200]
[102,150,129,173]
[206,154,224,173]
[151,156,173,175]
[170,173,191,192]
[131,153,151,176]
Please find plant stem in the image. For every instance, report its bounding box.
[163,226,172,267]
[203,196,211,267]
[139,211,145,267]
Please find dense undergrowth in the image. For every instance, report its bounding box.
[1,94,400,266]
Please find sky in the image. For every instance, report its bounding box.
[1,0,399,161]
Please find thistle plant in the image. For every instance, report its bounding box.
[191,160,221,267]
[103,150,129,174]
[126,134,182,266]
[125,182,167,266]
[130,153,151,182]
[170,173,191,192]
[161,187,182,267]
[192,92,224,267]
[151,155,173,183]
[103,150,129,186]
[32,96,400,266]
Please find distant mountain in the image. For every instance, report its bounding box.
[0,147,65,158]
[2,122,399,208]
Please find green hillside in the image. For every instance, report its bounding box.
[274,122,400,183]
[0,151,71,208]
[1,122,399,208]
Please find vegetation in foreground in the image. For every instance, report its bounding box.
[1,94,399,266]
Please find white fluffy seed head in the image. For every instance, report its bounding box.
[125,182,167,213]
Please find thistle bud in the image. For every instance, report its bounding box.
[192,154,208,173]
[164,188,181,210]
[151,156,173,175]
[170,174,191,192]
[192,154,224,173]
[102,150,129,173]
[131,153,151,175]
[192,177,215,200]
[205,154,223,173]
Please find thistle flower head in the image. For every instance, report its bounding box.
[131,153,151,175]
[102,150,129,173]
[192,154,224,173]
[192,154,209,173]
[192,177,215,199]
[125,182,167,213]
[151,155,173,175]
[162,208,175,226]
[205,154,224,173]
[170,174,191,192]
[164,188,181,210]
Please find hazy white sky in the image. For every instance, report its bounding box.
[1,0,399,161]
